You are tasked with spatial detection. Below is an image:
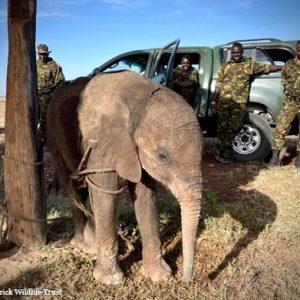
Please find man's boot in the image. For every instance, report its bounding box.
[296,152,300,170]
[266,149,280,168]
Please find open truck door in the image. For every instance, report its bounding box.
[148,38,180,89]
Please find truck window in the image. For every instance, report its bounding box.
[220,46,295,65]
[263,47,295,64]
[155,52,201,106]
[92,54,149,75]
[173,53,201,72]
[221,48,273,64]
[245,49,273,64]
[104,55,149,74]
[150,39,180,87]
[152,52,201,107]
[153,52,201,75]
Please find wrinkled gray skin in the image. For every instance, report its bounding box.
[47,70,203,285]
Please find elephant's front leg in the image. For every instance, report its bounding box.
[131,175,172,282]
[87,172,124,285]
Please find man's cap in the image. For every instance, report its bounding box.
[37,44,51,54]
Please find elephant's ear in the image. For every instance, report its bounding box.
[85,129,142,183]
[115,137,142,183]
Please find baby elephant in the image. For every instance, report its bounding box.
[47,70,203,284]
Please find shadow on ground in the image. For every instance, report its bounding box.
[162,152,277,280]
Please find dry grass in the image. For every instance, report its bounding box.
[1,171,300,299]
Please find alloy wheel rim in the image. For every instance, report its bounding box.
[233,124,261,155]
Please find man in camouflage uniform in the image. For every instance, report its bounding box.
[173,55,199,107]
[267,40,300,169]
[36,44,65,145]
[211,42,282,163]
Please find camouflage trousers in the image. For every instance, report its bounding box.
[38,92,53,146]
[272,97,300,152]
[217,101,246,158]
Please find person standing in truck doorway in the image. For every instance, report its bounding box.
[211,42,282,163]
[36,44,65,146]
[173,55,199,107]
[266,40,300,170]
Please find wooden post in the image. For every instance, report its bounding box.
[4,0,46,246]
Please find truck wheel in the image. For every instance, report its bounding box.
[232,113,272,162]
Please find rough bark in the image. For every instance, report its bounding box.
[4,0,46,246]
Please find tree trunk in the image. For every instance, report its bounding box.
[4,0,46,246]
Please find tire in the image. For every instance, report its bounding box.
[232,113,272,162]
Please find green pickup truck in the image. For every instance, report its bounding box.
[89,38,297,161]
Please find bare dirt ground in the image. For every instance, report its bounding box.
[0,101,299,299]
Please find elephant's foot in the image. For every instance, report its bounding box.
[70,231,84,247]
[70,218,97,255]
[142,259,172,282]
[93,263,124,285]
[70,237,97,255]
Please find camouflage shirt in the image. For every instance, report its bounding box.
[281,58,300,98]
[36,58,65,94]
[216,58,270,104]
[173,66,199,104]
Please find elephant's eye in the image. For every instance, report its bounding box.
[156,149,171,164]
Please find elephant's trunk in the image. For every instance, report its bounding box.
[179,189,201,282]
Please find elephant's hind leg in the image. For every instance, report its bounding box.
[69,188,91,248]
[131,176,172,282]
[53,154,91,250]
